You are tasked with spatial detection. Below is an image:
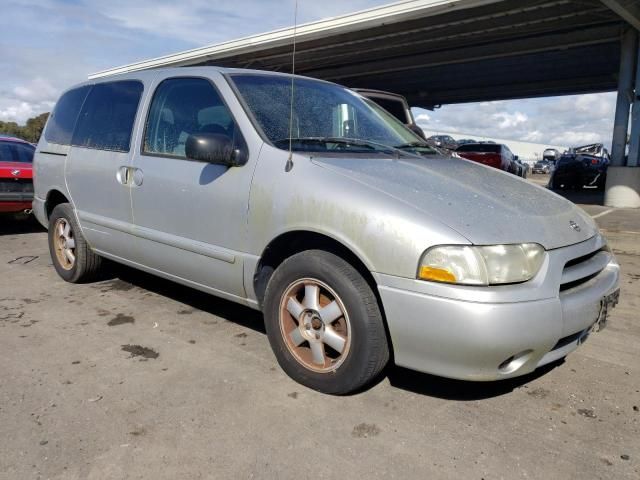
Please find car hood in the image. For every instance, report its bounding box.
[0,161,33,179]
[312,155,597,250]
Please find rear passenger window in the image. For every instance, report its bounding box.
[143,77,236,158]
[44,86,91,145]
[72,81,143,152]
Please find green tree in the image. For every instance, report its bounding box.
[0,112,50,143]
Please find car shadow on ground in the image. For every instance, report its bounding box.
[106,262,266,334]
[385,361,563,400]
[102,262,562,399]
[551,188,604,206]
[529,174,604,205]
[0,215,45,236]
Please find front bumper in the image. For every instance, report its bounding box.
[376,235,620,381]
[0,200,33,213]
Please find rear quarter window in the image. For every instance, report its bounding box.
[72,80,143,152]
[44,86,91,145]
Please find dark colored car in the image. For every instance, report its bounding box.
[549,143,609,190]
[353,89,426,139]
[513,157,529,178]
[456,142,516,173]
[427,135,458,150]
[532,160,552,174]
[456,138,476,147]
[0,136,35,214]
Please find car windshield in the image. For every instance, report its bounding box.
[229,74,433,155]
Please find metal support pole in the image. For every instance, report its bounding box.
[611,28,637,167]
[605,27,640,207]
[628,38,640,167]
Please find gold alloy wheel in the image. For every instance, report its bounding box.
[53,218,76,271]
[279,278,351,373]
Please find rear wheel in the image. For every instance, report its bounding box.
[48,203,102,283]
[263,250,389,395]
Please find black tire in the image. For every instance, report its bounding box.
[550,176,563,190]
[263,250,389,395]
[48,203,102,283]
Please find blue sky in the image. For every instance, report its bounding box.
[0,0,616,148]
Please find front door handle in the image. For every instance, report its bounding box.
[116,166,130,185]
[116,166,143,187]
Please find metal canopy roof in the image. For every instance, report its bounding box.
[90,0,638,109]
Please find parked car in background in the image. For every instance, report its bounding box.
[533,159,552,174]
[456,142,516,173]
[549,143,609,190]
[456,138,476,147]
[353,89,425,139]
[543,148,560,164]
[34,67,619,395]
[427,134,458,150]
[0,136,35,214]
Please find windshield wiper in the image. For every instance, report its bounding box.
[394,142,445,156]
[393,141,427,148]
[275,137,383,151]
[275,137,421,157]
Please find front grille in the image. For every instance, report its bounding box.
[0,179,33,194]
[564,249,600,269]
[560,247,608,292]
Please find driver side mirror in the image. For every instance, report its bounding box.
[185,133,246,166]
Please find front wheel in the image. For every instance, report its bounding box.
[263,250,389,395]
[48,203,102,283]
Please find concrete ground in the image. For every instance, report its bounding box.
[1,181,638,479]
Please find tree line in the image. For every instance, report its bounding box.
[0,112,50,144]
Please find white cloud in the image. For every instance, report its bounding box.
[0,101,53,124]
[414,113,431,123]
[549,131,603,146]
[13,77,58,103]
[415,92,616,149]
[493,111,528,129]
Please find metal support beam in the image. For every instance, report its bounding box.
[602,0,640,31]
[627,33,640,166]
[605,26,640,208]
[610,28,637,166]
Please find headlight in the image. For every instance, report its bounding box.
[418,243,545,285]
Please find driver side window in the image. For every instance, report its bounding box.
[143,77,236,158]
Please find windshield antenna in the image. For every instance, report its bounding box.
[285,0,298,172]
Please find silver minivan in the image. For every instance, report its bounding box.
[33,67,620,394]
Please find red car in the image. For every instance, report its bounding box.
[455,143,515,172]
[0,136,35,214]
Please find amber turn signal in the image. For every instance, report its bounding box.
[418,266,457,283]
